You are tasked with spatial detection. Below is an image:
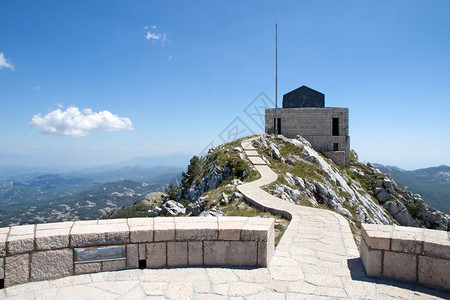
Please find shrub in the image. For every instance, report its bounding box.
[405,201,425,218]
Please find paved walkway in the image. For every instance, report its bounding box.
[1,137,449,299]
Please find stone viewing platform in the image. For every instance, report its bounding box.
[0,136,449,299]
[0,217,274,288]
[361,224,450,291]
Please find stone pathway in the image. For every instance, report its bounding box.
[1,137,449,299]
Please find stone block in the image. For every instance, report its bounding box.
[167,242,188,267]
[97,218,127,225]
[127,244,139,268]
[36,221,73,230]
[423,229,450,260]
[258,231,275,267]
[70,222,129,247]
[360,224,392,250]
[154,218,175,241]
[0,227,10,234]
[383,251,417,283]
[188,241,203,266]
[418,255,450,291]
[128,217,153,227]
[9,224,34,236]
[175,218,218,241]
[7,224,35,255]
[7,235,34,255]
[74,262,101,275]
[360,238,382,277]
[146,242,167,268]
[204,241,257,267]
[102,259,126,271]
[218,217,246,241]
[241,218,274,241]
[35,228,70,250]
[30,248,73,281]
[0,257,4,279]
[5,254,29,287]
[138,243,146,260]
[0,233,6,257]
[129,218,154,243]
[391,226,423,254]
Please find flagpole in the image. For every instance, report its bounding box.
[274,23,278,137]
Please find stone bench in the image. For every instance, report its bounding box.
[360,224,450,292]
[0,217,274,288]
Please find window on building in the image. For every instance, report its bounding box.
[332,118,339,136]
[333,143,339,151]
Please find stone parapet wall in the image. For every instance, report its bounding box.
[0,217,274,288]
[360,224,450,292]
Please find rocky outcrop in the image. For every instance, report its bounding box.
[257,135,392,226]
[383,200,421,227]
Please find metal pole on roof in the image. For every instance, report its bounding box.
[274,23,278,137]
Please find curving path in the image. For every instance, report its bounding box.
[1,137,448,299]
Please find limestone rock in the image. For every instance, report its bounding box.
[376,189,393,204]
[220,193,229,205]
[269,142,281,160]
[147,206,162,217]
[162,200,186,216]
[199,208,223,217]
[186,197,208,216]
[231,192,243,202]
[383,200,421,227]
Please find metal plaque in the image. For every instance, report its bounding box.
[74,245,126,263]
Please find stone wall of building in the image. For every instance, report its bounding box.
[265,107,350,166]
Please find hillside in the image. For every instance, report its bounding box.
[0,179,168,227]
[112,134,449,241]
[0,166,182,227]
[374,164,450,214]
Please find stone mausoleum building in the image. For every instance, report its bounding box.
[265,85,350,166]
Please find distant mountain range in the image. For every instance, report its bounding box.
[0,166,183,226]
[374,164,450,214]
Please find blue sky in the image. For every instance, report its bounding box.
[0,0,449,170]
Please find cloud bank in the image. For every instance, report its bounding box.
[29,106,134,137]
[0,52,14,71]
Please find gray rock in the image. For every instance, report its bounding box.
[231,192,243,202]
[376,189,393,204]
[186,196,208,216]
[383,178,395,194]
[383,200,421,227]
[269,142,281,160]
[421,205,449,230]
[220,192,229,205]
[162,200,186,216]
[284,172,295,186]
[147,206,162,217]
[199,208,223,217]
[252,135,268,149]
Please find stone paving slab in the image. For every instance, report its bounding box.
[1,136,449,299]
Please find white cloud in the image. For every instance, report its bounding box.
[0,52,14,71]
[145,26,169,45]
[146,31,161,40]
[29,106,134,137]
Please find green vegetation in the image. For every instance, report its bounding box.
[405,201,425,218]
